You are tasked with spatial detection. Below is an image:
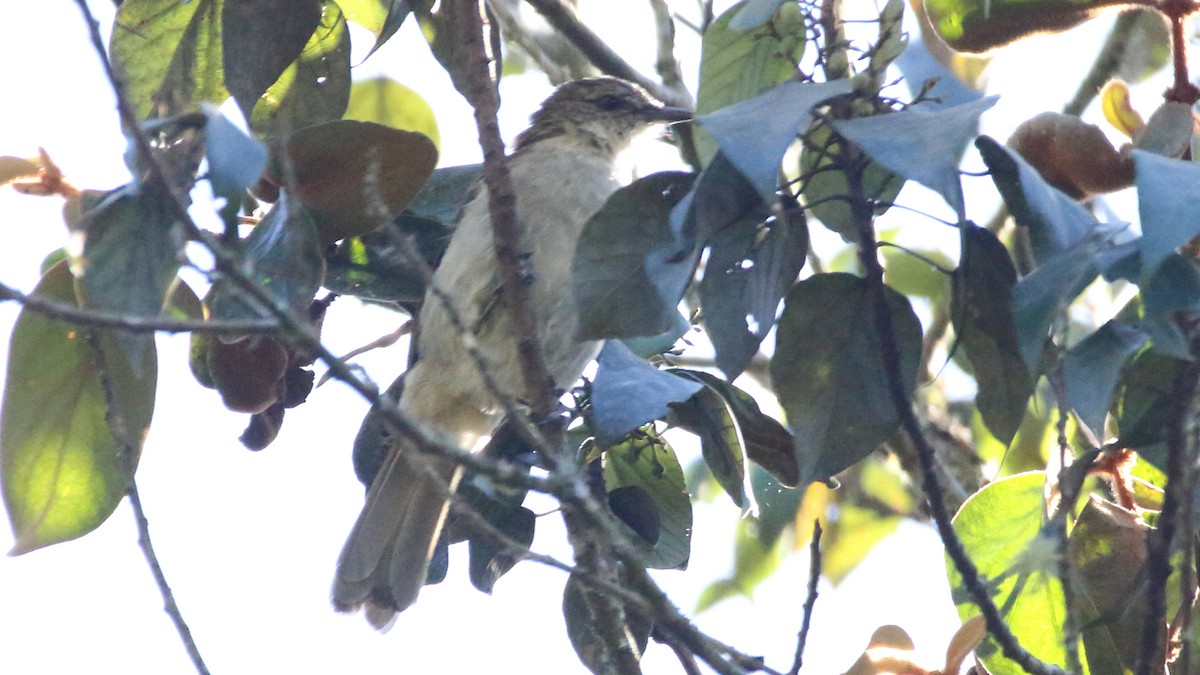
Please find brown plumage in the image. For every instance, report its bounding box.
[332,78,691,630]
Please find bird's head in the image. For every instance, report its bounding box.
[515,77,691,155]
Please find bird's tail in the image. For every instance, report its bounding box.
[332,437,462,630]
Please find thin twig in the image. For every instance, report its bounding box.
[648,0,693,108]
[850,155,1067,674]
[0,280,278,335]
[1049,363,1082,675]
[789,520,823,675]
[128,482,211,675]
[523,0,687,107]
[1136,360,1200,675]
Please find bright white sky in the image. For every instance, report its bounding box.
[0,1,1167,673]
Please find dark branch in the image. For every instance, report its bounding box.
[789,520,823,675]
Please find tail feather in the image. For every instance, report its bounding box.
[332,437,462,627]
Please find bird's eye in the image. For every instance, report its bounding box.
[594,95,625,111]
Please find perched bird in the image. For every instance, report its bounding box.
[332,77,691,630]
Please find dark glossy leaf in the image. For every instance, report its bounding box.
[344,76,440,148]
[1113,348,1179,470]
[694,1,806,161]
[1140,253,1200,359]
[1063,321,1148,438]
[209,335,289,413]
[607,485,660,545]
[620,310,690,359]
[209,190,324,320]
[1069,497,1151,673]
[952,223,1032,444]
[70,187,183,369]
[669,369,799,486]
[467,506,535,594]
[574,172,696,339]
[832,96,997,219]
[674,152,765,244]
[771,273,922,486]
[669,385,749,509]
[1011,240,1101,371]
[250,1,351,137]
[698,79,854,200]
[923,0,1130,53]
[269,120,438,245]
[563,570,651,674]
[2,262,156,554]
[203,105,268,230]
[324,216,450,304]
[948,472,1070,673]
[976,136,1100,263]
[602,427,691,569]
[1134,150,1200,283]
[591,341,702,446]
[110,0,228,120]
[223,0,321,119]
[338,0,412,58]
[405,163,483,225]
[700,203,807,380]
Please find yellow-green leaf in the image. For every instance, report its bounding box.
[2,262,157,554]
[344,77,440,149]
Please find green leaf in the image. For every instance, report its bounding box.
[1063,321,1148,438]
[831,96,997,219]
[1069,497,1151,673]
[1134,150,1200,284]
[669,385,750,509]
[770,273,922,486]
[250,1,351,137]
[574,172,696,339]
[70,187,183,369]
[270,119,438,245]
[975,136,1100,263]
[1113,348,1180,456]
[670,369,799,487]
[1140,253,1200,359]
[800,121,902,243]
[323,216,450,304]
[209,190,324,320]
[344,77,440,149]
[2,262,156,554]
[881,244,951,300]
[749,464,805,546]
[110,0,228,120]
[603,428,692,570]
[952,223,1033,444]
[591,342,702,446]
[563,569,652,673]
[694,0,806,161]
[948,472,1073,674]
[699,200,808,380]
[202,104,268,230]
[923,0,1131,53]
[698,79,854,200]
[337,0,411,58]
[696,518,784,611]
[223,0,322,119]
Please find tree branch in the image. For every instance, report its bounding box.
[523,0,688,107]
[788,520,823,675]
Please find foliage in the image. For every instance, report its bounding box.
[8,0,1200,673]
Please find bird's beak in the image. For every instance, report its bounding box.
[646,106,693,124]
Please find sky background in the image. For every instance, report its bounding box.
[0,1,1168,673]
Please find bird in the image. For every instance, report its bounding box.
[332,77,692,630]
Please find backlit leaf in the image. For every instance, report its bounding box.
[602,427,692,569]
[2,262,156,554]
[948,472,1072,673]
[344,77,440,149]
